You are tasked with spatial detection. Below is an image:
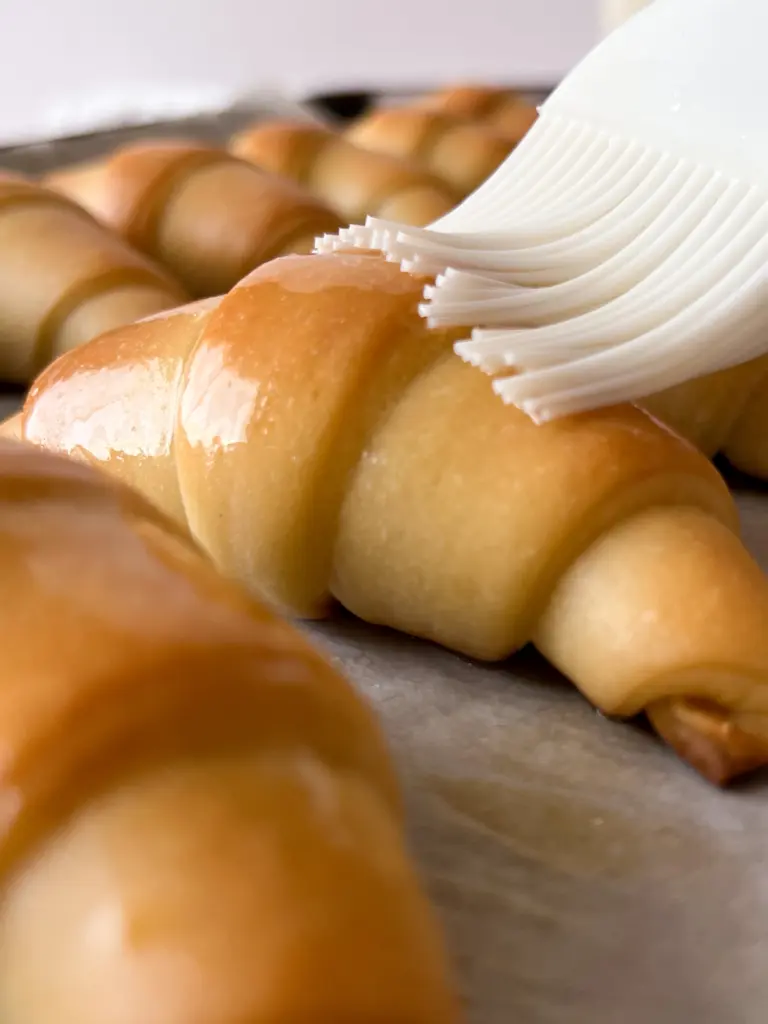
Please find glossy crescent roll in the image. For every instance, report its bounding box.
[0,438,461,1024]
[16,252,768,785]
[0,173,186,383]
[345,107,516,197]
[231,120,458,225]
[45,140,344,297]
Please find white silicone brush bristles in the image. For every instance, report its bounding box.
[315,0,768,420]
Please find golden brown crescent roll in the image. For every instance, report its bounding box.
[17,251,768,785]
[231,120,458,226]
[345,108,515,197]
[0,438,461,1024]
[0,173,186,383]
[45,140,344,297]
[417,83,540,140]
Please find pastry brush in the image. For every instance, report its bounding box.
[317,0,768,424]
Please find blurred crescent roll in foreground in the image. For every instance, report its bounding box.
[15,250,768,786]
[0,438,461,1024]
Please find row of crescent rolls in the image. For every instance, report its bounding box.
[341,83,539,196]
[230,84,538,225]
[0,143,353,386]
[0,438,461,1024]
[43,140,345,298]
[230,121,460,226]
[32,86,533,358]
[0,82,535,387]
[11,249,768,787]
[231,107,522,212]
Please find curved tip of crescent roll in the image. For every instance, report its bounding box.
[647,698,768,786]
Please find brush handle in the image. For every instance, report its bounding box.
[547,0,768,185]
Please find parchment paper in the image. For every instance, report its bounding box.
[306,486,768,1024]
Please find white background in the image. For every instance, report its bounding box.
[0,0,599,145]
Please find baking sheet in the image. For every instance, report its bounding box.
[0,94,332,177]
[3,101,767,1023]
[306,484,768,1024]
